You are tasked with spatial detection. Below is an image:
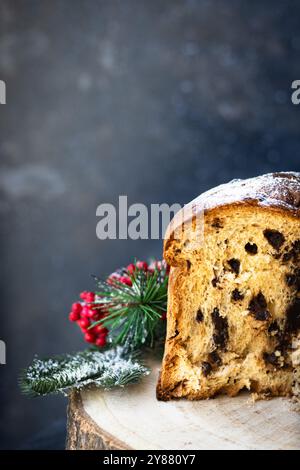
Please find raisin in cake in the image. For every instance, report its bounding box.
[157,172,300,400]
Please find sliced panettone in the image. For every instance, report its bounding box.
[157,172,300,400]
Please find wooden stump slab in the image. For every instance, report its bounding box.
[66,358,300,450]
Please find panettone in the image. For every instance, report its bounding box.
[157,172,300,400]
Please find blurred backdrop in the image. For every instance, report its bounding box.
[1,0,300,449]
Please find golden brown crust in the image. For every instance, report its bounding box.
[164,172,300,260]
[156,373,174,401]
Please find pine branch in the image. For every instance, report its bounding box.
[93,265,168,351]
[20,347,149,397]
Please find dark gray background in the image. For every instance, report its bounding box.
[1,0,300,449]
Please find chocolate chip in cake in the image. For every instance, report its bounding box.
[196,309,204,323]
[208,351,222,366]
[294,269,300,290]
[231,288,244,301]
[268,321,280,336]
[245,242,258,255]
[285,269,300,290]
[286,273,296,287]
[282,251,292,262]
[211,276,219,287]
[286,298,300,333]
[212,218,223,229]
[211,307,229,349]
[186,260,191,271]
[263,229,285,251]
[211,307,220,323]
[263,352,278,366]
[249,292,267,311]
[228,258,240,274]
[293,239,300,253]
[282,241,300,264]
[202,361,212,377]
[254,310,270,321]
[170,329,179,339]
[248,292,270,321]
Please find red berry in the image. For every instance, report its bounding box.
[84,332,96,344]
[161,312,167,320]
[85,292,95,303]
[95,335,106,347]
[78,317,90,330]
[126,263,136,274]
[69,311,80,322]
[148,260,169,273]
[72,302,82,315]
[90,311,101,321]
[136,261,148,271]
[93,325,103,334]
[94,325,108,335]
[119,276,132,286]
[148,261,161,272]
[85,307,96,318]
[148,261,156,272]
[81,306,91,318]
[80,291,88,300]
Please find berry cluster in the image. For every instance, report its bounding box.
[69,260,169,348]
[69,291,108,347]
[107,260,169,286]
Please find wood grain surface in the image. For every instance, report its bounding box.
[66,358,299,450]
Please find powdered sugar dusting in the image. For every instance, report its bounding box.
[189,172,300,214]
[165,172,300,241]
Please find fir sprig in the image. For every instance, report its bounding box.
[93,265,168,351]
[20,347,149,397]
[20,260,168,399]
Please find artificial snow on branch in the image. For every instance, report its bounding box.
[20,347,149,397]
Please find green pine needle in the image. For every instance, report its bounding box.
[20,347,149,397]
[93,266,168,350]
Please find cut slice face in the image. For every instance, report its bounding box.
[158,200,300,400]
